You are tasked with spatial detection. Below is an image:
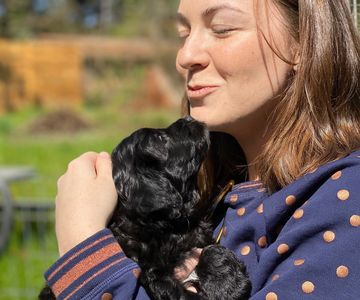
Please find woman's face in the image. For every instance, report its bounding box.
[176,0,295,137]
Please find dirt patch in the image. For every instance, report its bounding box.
[28,109,92,134]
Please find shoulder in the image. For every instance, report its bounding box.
[263,150,360,243]
[270,150,360,209]
[309,150,360,208]
[251,152,360,297]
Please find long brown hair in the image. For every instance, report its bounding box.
[182,0,360,197]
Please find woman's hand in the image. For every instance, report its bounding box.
[174,248,202,292]
[55,151,118,256]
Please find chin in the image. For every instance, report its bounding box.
[189,111,226,132]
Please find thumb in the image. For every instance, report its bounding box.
[95,151,113,178]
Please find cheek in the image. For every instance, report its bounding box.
[215,35,261,74]
[212,34,291,97]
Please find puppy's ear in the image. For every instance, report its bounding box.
[128,176,185,224]
[166,118,210,179]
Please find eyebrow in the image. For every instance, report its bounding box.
[176,4,245,26]
[202,4,245,18]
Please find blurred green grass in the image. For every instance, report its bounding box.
[0,107,178,198]
[0,63,181,299]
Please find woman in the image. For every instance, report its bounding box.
[45,0,360,299]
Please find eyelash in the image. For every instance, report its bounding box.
[178,32,189,39]
[176,28,236,41]
[213,28,236,36]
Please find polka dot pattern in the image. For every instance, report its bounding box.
[266,292,278,300]
[323,231,336,243]
[272,274,280,281]
[277,244,289,255]
[209,152,360,299]
[294,259,305,266]
[237,207,246,216]
[302,281,315,294]
[336,266,349,278]
[132,268,141,278]
[331,171,342,180]
[258,236,267,248]
[240,245,251,256]
[230,194,238,203]
[256,203,264,214]
[350,215,360,227]
[293,209,304,219]
[337,189,350,201]
[286,195,296,206]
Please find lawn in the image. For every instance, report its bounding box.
[0,63,181,299]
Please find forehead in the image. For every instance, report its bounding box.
[178,0,254,14]
[177,0,289,38]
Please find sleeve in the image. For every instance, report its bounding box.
[44,228,151,300]
[250,164,360,299]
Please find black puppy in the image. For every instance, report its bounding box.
[110,117,251,299]
[39,117,251,300]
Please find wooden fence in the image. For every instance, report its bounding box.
[0,39,82,113]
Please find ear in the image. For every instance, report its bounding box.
[292,47,300,72]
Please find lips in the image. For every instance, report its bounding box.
[186,85,219,99]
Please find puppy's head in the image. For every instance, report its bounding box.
[111,117,209,229]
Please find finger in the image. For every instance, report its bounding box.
[192,248,203,258]
[68,152,98,177]
[57,175,65,189]
[95,152,113,178]
[174,257,198,280]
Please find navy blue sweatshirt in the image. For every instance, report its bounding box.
[45,150,360,299]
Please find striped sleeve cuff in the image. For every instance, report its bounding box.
[45,228,137,300]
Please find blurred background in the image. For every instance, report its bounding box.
[0,0,182,299]
[0,1,359,299]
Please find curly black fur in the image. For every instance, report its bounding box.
[110,117,251,300]
[39,117,251,300]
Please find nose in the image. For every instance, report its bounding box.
[176,31,210,75]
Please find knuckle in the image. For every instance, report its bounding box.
[67,159,77,170]
[57,176,63,188]
[81,151,98,159]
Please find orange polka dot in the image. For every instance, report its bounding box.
[256,203,264,214]
[258,236,267,248]
[277,243,289,255]
[237,207,246,216]
[266,292,278,300]
[293,209,304,219]
[132,268,141,278]
[336,265,349,278]
[294,259,305,266]
[272,274,280,281]
[302,281,315,293]
[240,245,251,256]
[323,231,336,243]
[337,189,350,201]
[331,171,342,180]
[286,195,296,205]
[350,215,360,227]
[230,194,238,203]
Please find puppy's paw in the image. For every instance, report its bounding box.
[195,245,251,300]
